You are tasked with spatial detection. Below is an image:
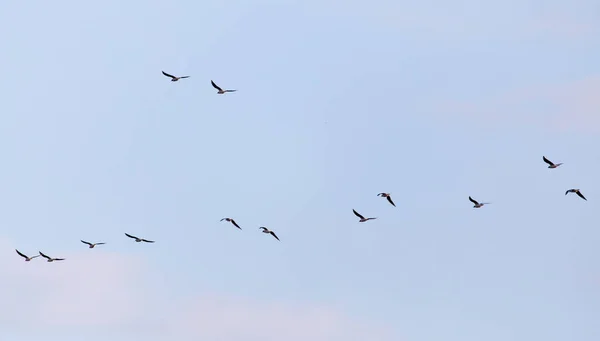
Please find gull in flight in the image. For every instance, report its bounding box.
[469,196,490,208]
[124,233,155,243]
[543,156,563,169]
[377,193,396,207]
[15,249,39,261]
[162,71,190,82]
[39,251,65,262]
[220,218,242,230]
[81,240,106,249]
[259,227,280,241]
[565,189,587,201]
[353,209,377,222]
[211,80,237,94]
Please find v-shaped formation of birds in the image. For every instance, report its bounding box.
[12,75,588,262]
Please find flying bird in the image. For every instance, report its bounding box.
[39,251,65,262]
[469,196,490,208]
[80,240,106,249]
[15,249,39,261]
[353,209,377,222]
[124,233,155,243]
[211,80,237,94]
[162,71,190,82]
[259,227,280,241]
[543,156,563,169]
[565,189,587,201]
[220,218,241,230]
[377,193,396,207]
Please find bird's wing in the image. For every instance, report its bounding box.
[220,218,227,221]
[30,255,40,259]
[565,190,571,195]
[468,196,479,205]
[259,227,267,231]
[96,242,106,245]
[270,232,280,241]
[352,209,365,219]
[15,249,27,258]
[180,76,190,79]
[162,71,175,79]
[377,193,384,197]
[81,240,92,246]
[387,196,396,207]
[54,258,65,261]
[225,89,237,92]
[576,191,587,200]
[211,80,223,91]
[39,252,51,259]
[125,233,137,239]
[141,239,155,243]
[542,156,554,166]
[231,220,241,229]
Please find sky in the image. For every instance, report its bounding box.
[1,0,599,340]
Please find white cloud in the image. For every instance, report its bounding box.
[0,238,395,341]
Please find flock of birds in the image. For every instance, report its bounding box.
[12,73,588,263]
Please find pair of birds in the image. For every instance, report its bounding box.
[161,71,236,94]
[219,218,280,241]
[543,156,587,201]
[351,192,397,223]
[15,250,64,262]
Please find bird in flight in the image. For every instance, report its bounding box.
[220,218,242,230]
[39,251,65,262]
[259,227,280,241]
[211,80,237,94]
[469,196,490,208]
[377,193,396,207]
[543,156,563,169]
[124,233,155,243]
[15,249,39,261]
[162,71,190,82]
[80,240,106,249]
[353,209,377,222]
[565,189,587,201]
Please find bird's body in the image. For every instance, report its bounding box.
[565,189,587,201]
[469,196,490,208]
[39,251,64,262]
[81,240,106,249]
[353,209,377,222]
[16,249,39,261]
[259,227,280,241]
[162,71,190,82]
[377,193,396,207]
[125,233,155,243]
[220,218,241,230]
[211,80,236,94]
[543,156,563,169]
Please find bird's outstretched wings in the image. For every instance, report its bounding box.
[81,240,92,246]
[542,156,554,166]
[125,233,137,239]
[162,71,175,79]
[211,80,223,92]
[468,196,479,205]
[141,239,155,243]
[15,249,27,258]
[353,209,365,220]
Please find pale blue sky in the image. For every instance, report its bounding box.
[1,1,599,340]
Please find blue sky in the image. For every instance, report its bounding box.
[1,1,599,340]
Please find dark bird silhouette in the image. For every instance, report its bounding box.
[39,251,65,262]
[565,189,587,201]
[211,80,237,94]
[353,209,377,222]
[543,156,563,169]
[15,249,39,261]
[259,227,280,241]
[377,193,396,207]
[81,240,106,249]
[124,233,155,243]
[220,218,242,230]
[162,71,190,82]
[469,196,490,208]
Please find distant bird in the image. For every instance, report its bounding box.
[259,227,280,241]
[211,80,237,94]
[469,196,490,208]
[124,233,155,243]
[377,193,396,207]
[80,240,106,249]
[15,249,39,261]
[352,209,377,222]
[220,218,242,230]
[162,71,190,82]
[565,189,587,201]
[543,156,563,169]
[39,251,65,262]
